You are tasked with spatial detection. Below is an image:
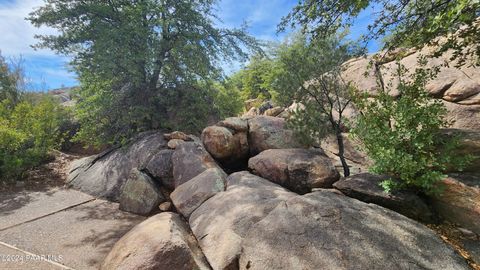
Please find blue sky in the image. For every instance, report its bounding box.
[0,0,378,91]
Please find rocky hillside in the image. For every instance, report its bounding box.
[342,47,480,131]
[67,113,480,269]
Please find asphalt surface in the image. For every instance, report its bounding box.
[0,187,145,270]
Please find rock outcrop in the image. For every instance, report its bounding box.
[201,125,249,166]
[333,173,433,222]
[172,141,221,188]
[248,116,304,155]
[189,172,295,270]
[67,132,166,201]
[248,148,340,194]
[342,49,480,131]
[171,168,227,218]
[431,175,480,234]
[144,149,174,190]
[101,213,211,270]
[119,169,165,216]
[239,190,469,270]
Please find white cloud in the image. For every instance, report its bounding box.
[0,0,59,57]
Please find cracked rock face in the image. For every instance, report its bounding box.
[248,148,340,194]
[67,132,166,201]
[189,171,295,270]
[239,190,470,270]
[101,213,211,270]
[342,50,480,131]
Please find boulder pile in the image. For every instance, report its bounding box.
[67,115,480,269]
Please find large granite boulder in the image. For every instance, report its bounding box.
[119,169,165,216]
[172,141,221,188]
[101,213,211,270]
[431,175,480,234]
[143,149,174,190]
[342,49,480,131]
[333,173,433,222]
[320,133,370,175]
[247,116,305,155]
[248,148,340,194]
[217,117,248,132]
[239,190,469,270]
[67,132,166,201]
[201,125,249,164]
[189,171,295,270]
[171,168,227,218]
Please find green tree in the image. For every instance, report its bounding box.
[351,63,471,193]
[280,0,480,65]
[29,0,261,144]
[273,33,363,176]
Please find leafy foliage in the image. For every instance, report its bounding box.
[0,52,69,182]
[280,0,480,65]
[29,0,261,144]
[351,63,472,193]
[278,34,362,176]
[0,98,68,182]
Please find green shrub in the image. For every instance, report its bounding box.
[0,97,66,182]
[351,64,472,193]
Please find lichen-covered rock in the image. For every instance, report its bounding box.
[144,149,174,190]
[172,142,221,188]
[247,116,304,155]
[119,169,165,216]
[333,173,433,222]
[248,148,340,194]
[171,168,227,218]
[101,213,211,270]
[189,172,295,270]
[67,132,166,201]
[239,190,470,270]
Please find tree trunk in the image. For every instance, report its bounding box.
[335,128,350,177]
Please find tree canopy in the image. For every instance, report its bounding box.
[28,0,261,144]
[280,0,480,64]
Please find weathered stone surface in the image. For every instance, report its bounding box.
[144,149,174,190]
[443,101,480,131]
[67,132,166,201]
[333,173,433,222]
[119,169,165,216]
[172,142,221,188]
[342,49,480,131]
[248,116,304,155]
[164,131,192,141]
[101,213,211,270]
[431,175,480,234]
[239,190,469,270]
[217,117,248,132]
[249,148,340,194]
[189,171,295,270]
[158,201,172,212]
[202,126,249,164]
[167,139,185,149]
[264,106,284,117]
[244,107,258,117]
[171,168,227,218]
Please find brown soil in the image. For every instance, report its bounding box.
[0,150,84,193]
